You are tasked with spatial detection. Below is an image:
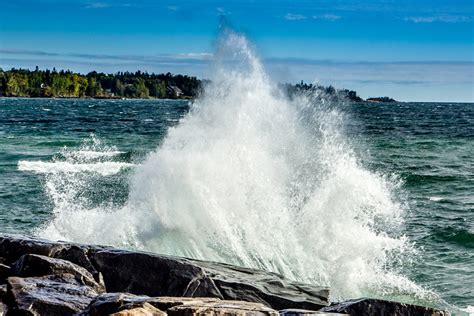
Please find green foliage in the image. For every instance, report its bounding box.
[0,68,201,99]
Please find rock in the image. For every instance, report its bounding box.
[195,260,329,310]
[82,293,222,315]
[145,296,221,311]
[91,249,224,298]
[0,234,65,265]
[0,234,330,310]
[109,303,166,316]
[6,274,100,315]
[0,264,11,282]
[91,249,329,310]
[51,244,103,284]
[11,254,105,293]
[167,300,279,316]
[82,293,164,316]
[0,302,7,316]
[319,298,449,316]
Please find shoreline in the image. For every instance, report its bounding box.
[0,234,449,315]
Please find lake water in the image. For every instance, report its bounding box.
[0,97,472,313]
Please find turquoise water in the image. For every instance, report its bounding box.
[0,97,473,310]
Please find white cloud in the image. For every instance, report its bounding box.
[312,14,341,22]
[284,13,307,21]
[404,15,471,23]
[85,2,110,9]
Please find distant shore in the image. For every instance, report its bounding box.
[1,68,396,103]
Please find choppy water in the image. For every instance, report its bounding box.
[1,34,473,314]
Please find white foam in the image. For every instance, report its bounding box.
[428,196,444,202]
[18,160,134,176]
[37,30,436,303]
[463,306,474,316]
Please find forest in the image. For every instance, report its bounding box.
[0,68,201,99]
[1,68,372,103]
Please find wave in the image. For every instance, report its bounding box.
[35,29,437,303]
[18,160,133,176]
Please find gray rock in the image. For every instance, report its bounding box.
[91,249,329,310]
[6,274,99,315]
[167,300,279,316]
[319,298,449,316]
[81,292,159,315]
[51,244,103,284]
[83,293,222,315]
[11,254,105,293]
[109,303,165,316]
[0,234,65,265]
[0,234,330,310]
[195,260,329,310]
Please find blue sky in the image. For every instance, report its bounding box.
[0,0,473,101]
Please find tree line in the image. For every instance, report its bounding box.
[282,81,363,102]
[0,67,201,99]
[1,67,386,103]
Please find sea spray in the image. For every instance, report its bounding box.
[35,30,435,302]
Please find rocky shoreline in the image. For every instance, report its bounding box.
[0,234,448,315]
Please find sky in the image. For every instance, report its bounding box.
[0,0,473,101]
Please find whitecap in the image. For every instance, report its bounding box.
[18,160,134,176]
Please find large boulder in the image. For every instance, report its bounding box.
[194,260,329,311]
[90,249,329,310]
[319,298,449,316]
[6,274,100,315]
[11,254,105,293]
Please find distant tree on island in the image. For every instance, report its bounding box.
[282,80,364,102]
[366,96,397,103]
[0,68,201,99]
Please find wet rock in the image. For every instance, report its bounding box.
[319,298,449,316]
[167,300,279,316]
[11,254,105,293]
[0,264,11,282]
[82,293,163,315]
[145,296,221,311]
[0,235,330,310]
[109,303,166,316]
[91,249,329,310]
[83,293,222,315]
[51,244,103,284]
[0,234,65,265]
[6,274,99,315]
[195,261,329,310]
[90,249,223,298]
